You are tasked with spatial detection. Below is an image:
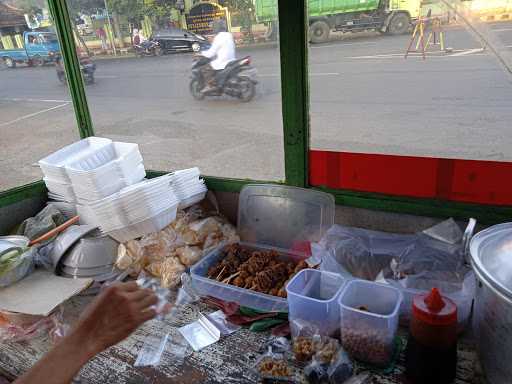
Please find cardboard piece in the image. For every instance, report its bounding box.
[0,270,92,316]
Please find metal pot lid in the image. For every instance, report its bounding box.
[470,222,512,297]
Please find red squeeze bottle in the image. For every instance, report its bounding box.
[405,288,458,384]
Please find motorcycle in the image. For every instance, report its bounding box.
[55,53,96,85]
[190,56,258,102]
[134,40,162,57]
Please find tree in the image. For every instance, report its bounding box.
[224,0,255,42]
[67,0,104,16]
[8,0,45,15]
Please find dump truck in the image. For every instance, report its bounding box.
[255,0,426,43]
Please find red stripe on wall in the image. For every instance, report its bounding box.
[309,150,512,206]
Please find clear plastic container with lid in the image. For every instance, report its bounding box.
[190,184,335,312]
[338,279,402,366]
[286,268,346,336]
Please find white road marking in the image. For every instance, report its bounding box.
[311,41,378,49]
[491,28,512,33]
[451,48,485,57]
[0,102,70,128]
[259,72,340,77]
[349,47,490,59]
[0,98,71,103]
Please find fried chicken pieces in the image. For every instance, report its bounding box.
[207,244,308,298]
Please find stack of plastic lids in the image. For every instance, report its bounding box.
[88,175,180,243]
[170,168,208,209]
[38,137,146,203]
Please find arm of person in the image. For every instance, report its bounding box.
[14,281,158,384]
[201,34,221,59]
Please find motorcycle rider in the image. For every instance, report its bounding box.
[199,19,236,93]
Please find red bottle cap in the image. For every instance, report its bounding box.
[412,288,457,326]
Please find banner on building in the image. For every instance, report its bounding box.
[186,2,228,35]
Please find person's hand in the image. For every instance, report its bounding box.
[70,281,158,357]
[13,282,159,384]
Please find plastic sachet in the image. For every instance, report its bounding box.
[136,272,170,321]
[134,273,200,367]
[134,333,170,367]
[0,306,68,344]
[253,345,295,383]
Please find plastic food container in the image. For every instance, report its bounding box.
[191,184,335,312]
[191,243,299,312]
[286,269,346,336]
[39,137,113,183]
[338,279,402,366]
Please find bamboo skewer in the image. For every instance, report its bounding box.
[221,271,240,284]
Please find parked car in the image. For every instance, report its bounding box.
[1,31,60,68]
[149,28,210,54]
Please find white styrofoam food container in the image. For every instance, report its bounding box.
[39,137,113,182]
[66,142,143,183]
[338,279,402,366]
[105,204,178,243]
[286,268,346,336]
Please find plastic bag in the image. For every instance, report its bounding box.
[303,337,353,384]
[326,348,353,383]
[253,347,295,383]
[136,272,170,320]
[16,204,66,242]
[314,219,471,283]
[313,225,415,281]
[134,273,199,367]
[134,332,170,367]
[0,247,35,288]
[0,306,68,344]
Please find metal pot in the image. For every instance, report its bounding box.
[470,223,512,384]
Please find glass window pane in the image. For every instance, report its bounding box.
[64,0,284,181]
[309,0,512,161]
[0,0,79,191]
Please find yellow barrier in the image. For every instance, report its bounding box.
[1,36,14,50]
[14,34,23,49]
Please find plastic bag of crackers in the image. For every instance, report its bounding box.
[116,204,239,288]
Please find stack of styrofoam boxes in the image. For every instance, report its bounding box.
[39,138,209,243]
[87,174,180,243]
[170,167,208,209]
[39,137,146,205]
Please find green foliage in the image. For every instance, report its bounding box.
[224,0,253,12]
[11,0,44,14]
[67,0,104,17]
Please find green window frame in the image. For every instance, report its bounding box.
[1,0,511,224]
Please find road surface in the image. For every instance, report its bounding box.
[1,21,512,190]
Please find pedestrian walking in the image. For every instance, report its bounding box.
[96,26,108,51]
